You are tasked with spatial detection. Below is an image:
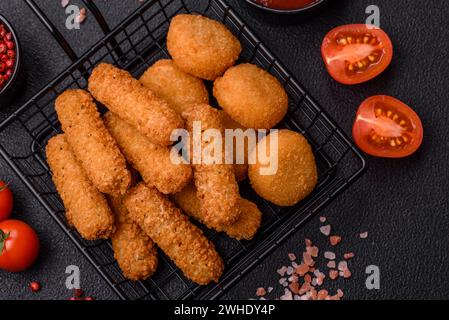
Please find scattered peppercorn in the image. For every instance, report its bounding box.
[29,281,41,293]
[0,23,16,91]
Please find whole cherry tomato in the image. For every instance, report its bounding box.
[0,180,13,221]
[0,220,40,272]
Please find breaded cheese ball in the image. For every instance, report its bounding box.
[140,59,209,115]
[214,63,288,129]
[248,130,318,206]
[167,14,241,80]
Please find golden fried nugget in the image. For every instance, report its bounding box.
[88,63,184,146]
[124,183,223,285]
[182,104,241,227]
[249,130,318,206]
[167,14,241,80]
[140,59,209,115]
[55,89,131,196]
[103,112,192,194]
[214,63,289,129]
[46,135,114,240]
[109,196,158,281]
[173,183,262,240]
[219,110,250,182]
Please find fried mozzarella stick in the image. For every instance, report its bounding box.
[88,63,184,146]
[124,183,224,285]
[55,89,131,196]
[109,196,158,281]
[46,135,114,240]
[173,183,262,240]
[182,104,241,227]
[103,112,192,194]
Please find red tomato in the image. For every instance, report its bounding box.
[0,180,13,221]
[352,95,423,158]
[0,220,40,272]
[321,24,393,85]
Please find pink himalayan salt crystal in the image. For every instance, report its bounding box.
[256,287,266,297]
[277,266,288,276]
[320,225,331,236]
[76,8,87,24]
[327,260,336,269]
[319,216,326,223]
[324,251,336,260]
[288,253,297,261]
[280,288,293,300]
[338,261,348,271]
[307,246,319,258]
[360,232,368,239]
[61,0,69,8]
[329,270,339,280]
[305,239,313,247]
[344,252,355,260]
[303,252,314,266]
[337,289,344,298]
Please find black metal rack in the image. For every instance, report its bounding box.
[0,0,366,300]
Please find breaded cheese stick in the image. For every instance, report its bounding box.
[124,183,223,285]
[55,89,130,196]
[182,104,241,227]
[46,134,114,240]
[103,112,192,194]
[173,183,262,240]
[109,195,158,281]
[88,63,184,146]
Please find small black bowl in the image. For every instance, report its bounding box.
[243,0,328,24]
[0,14,24,107]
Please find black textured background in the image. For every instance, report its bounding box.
[0,0,448,300]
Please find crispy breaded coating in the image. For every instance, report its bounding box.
[109,196,158,281]
[46,135,114,240]
[124,183,223,285]
[88,63,184,146]
[173,183,262,241]
[103,112,192,194]
[167,14,241,80]
[182,104,241,227]
[55,89,131,196]
[140,59,209,115]
[214,63,288,129]
[249,130,318,206]
[219,110,250,182]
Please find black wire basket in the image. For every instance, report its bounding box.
[0,0,366,300]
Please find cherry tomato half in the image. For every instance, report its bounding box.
[352,95,423,158]
[321,24,393,85]
[0,220,40,272]
[0,180,13,222]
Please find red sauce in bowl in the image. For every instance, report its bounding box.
[255,0,317,10]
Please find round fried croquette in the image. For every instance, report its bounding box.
[167,14,242,80]
[213,63,288,129]
[140,59,209,115]
[248,130,318,206]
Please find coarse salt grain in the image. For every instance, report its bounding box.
[256,287,266,297]
[344,252,355,260]
[280,288,293,300]
[76,8,87,24]
[307,246,319,257]
[338,261,348,271]
[279,278,287,286]
[61,0,70,8]
[303,253,313,266]
[343,269,352,279]
[337,289,344,298]
[324,251,336,260]
[291,262,298,268]
[277,266,288,276]
[305,239,312,247]
[330,235,342,246]
[360,232,368,239]
[327,260,336,269]
[319,216,326,223]
[320,225,331,236]
[288,253,296,261]
[286,266,294,275]
[267,287,274,293]
[295,263,309,276]
[329,270,339,280]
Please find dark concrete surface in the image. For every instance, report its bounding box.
[0,0,448,300]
